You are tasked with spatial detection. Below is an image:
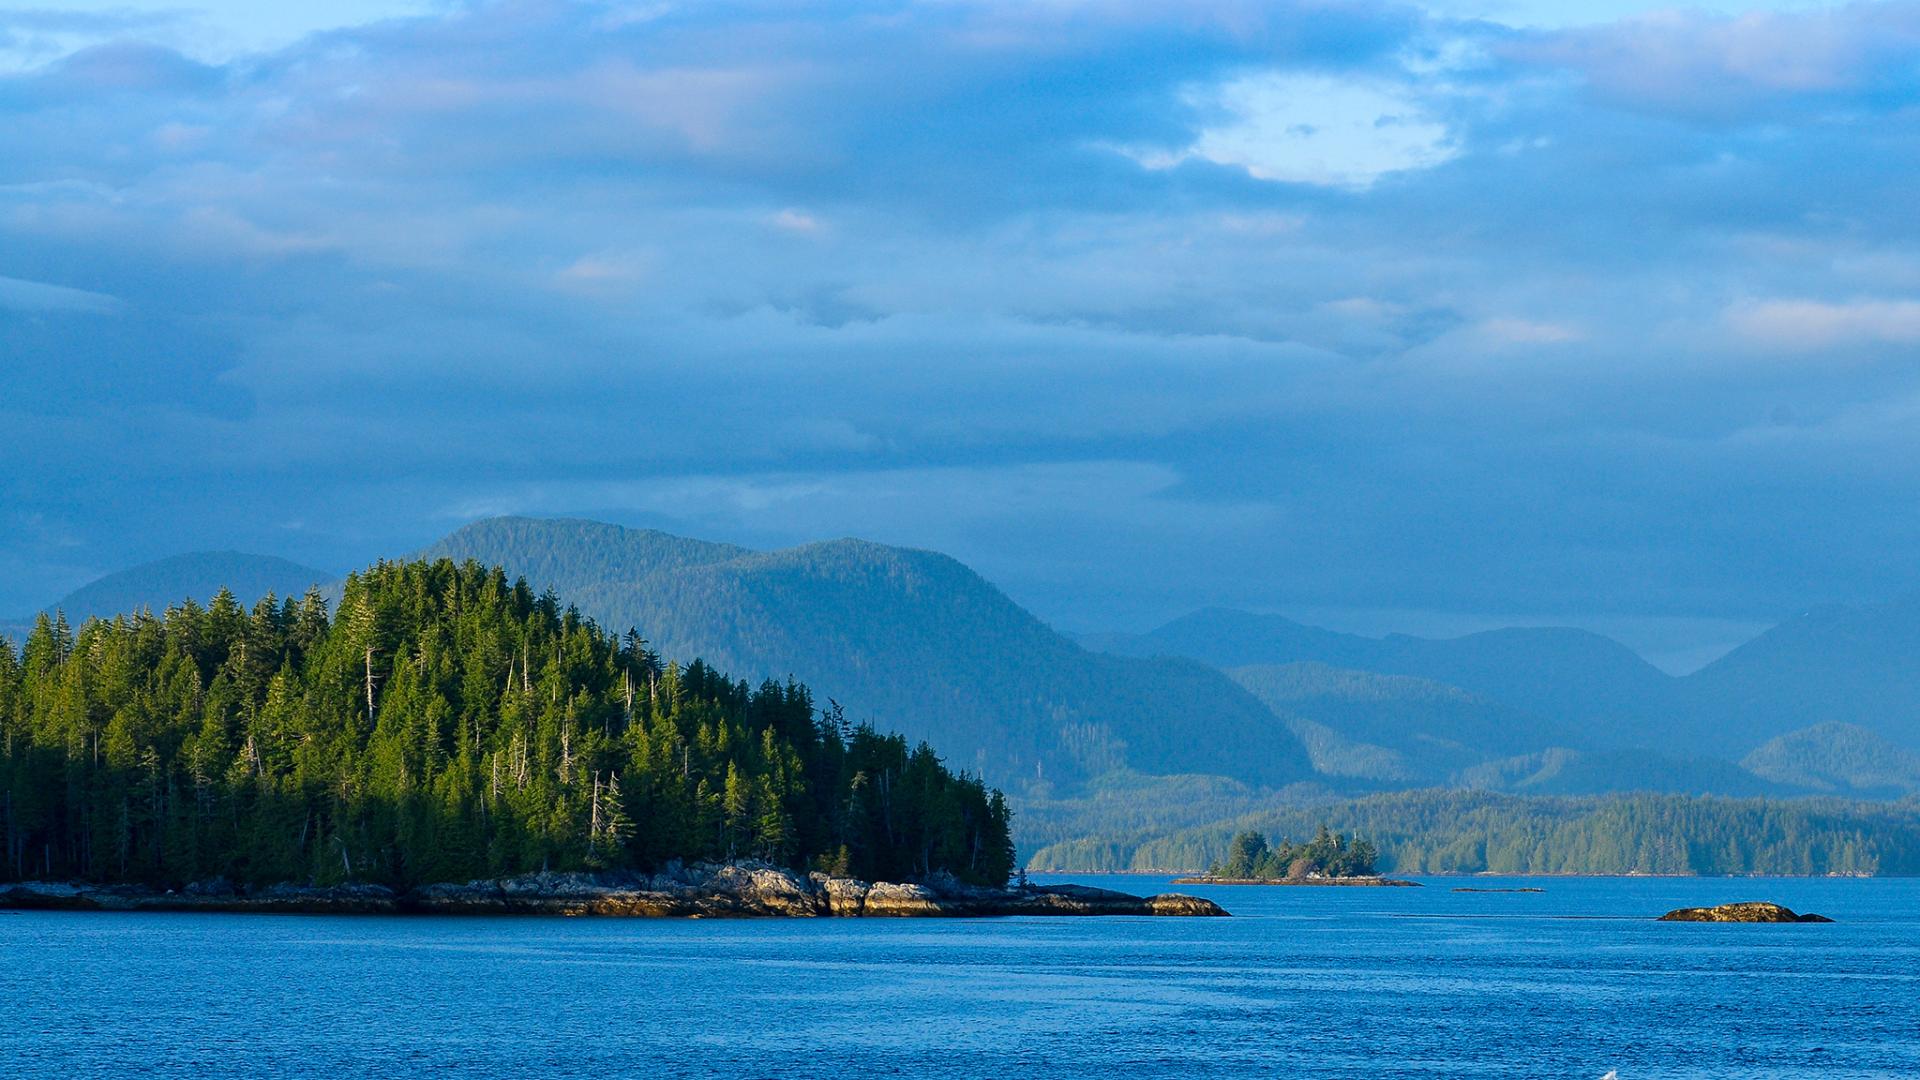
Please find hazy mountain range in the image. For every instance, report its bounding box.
[8,516,1918,817]
[1093,598,1920,764]
[415,518,1312,792]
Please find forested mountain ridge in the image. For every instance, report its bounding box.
[1683,592,1920,753]
[0,559,1015,889]
[417,517,747,598]
[422,521,1317,794]
[1742,723,1920,798]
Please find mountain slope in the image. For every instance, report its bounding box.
[422,520,1316,793]
[1684,594,1920,753]
[1102,609,1681,750]
[1452,747,1795,798]
[1741,723,1920,797]
[42,551,335,622]
[1228,662,1581,784]
[417,516,746,598]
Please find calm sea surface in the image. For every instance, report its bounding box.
[4,875,1916,1078]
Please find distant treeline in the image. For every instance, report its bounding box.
[0,559,1015,889]
[1027,789,1920,876]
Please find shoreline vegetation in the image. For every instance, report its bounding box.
[0,861,1225,918]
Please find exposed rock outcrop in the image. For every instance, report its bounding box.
[1658,901,1834,923]
[0,863,1227,919]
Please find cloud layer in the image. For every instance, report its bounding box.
[3,0,1918,661]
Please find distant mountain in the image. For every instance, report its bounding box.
[1099,609,1679,749]
[1683,594,1920,753]
[1227,662,1582,785]
[1741,723,1920,798]
[1452,747,1794,798]
[417,516,746,596]
[33,551,336,624]
[421,518,1316,794]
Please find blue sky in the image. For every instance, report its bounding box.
[4,0,1918,672]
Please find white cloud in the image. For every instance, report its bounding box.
[1478,316,1583,345]
[1728,298,1920,350]
[4,1,436,67]
[555,251,655,293]
[769,208,824,234]
[1130,72,1455,189]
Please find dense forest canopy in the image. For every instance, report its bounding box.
[1209,827,1378,879]
[0,559,1015,889]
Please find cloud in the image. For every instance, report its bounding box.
[1502,4,1920,119]
[1476,316,1583,345]
[769,208,823,234]
[1134,72,1457,188]
[1727,297,1920,351]
[0,0,1918,640]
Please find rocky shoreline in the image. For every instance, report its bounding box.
[0,863,1226,919]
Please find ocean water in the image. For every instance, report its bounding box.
[4,875,1916,1078]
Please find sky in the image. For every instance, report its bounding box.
[3,0,1918,673]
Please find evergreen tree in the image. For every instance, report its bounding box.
[0,559,1015,889]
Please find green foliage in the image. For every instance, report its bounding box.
[1209,826,1377,879]
[0,559,1014,889]
[1024,788,1920,876]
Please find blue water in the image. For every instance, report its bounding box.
[4,875,1916,1078]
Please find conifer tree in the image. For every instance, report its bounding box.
[0,559,1016,889]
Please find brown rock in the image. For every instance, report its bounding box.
[860,881,946,917]
[1659,901,1834,923]
[812,874,869,916]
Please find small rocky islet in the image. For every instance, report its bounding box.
[1172,875,1421,887]
[1658,901,1833,923]
[0,862,1226,919]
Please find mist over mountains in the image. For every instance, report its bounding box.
[10,516,1918,821]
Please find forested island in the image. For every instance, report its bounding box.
[1175,826,1415,885]
[0,559,1059,909]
